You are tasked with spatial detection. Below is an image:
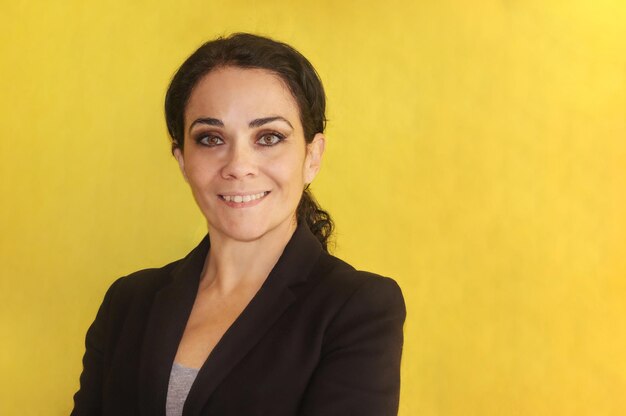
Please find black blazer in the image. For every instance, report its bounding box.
[71,222,406,415]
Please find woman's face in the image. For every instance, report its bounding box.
[174,66,324,243]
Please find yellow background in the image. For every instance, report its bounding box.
[1,0,625,414]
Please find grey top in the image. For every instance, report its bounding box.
[166,362,200,416]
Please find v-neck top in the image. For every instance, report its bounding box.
[166,362,200,416]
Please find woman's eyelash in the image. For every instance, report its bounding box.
[193,132,286,147]
[195,135,224,146]
[257,132,286,146]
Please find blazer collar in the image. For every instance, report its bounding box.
[138,221,322,415]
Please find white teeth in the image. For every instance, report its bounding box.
[222,192,267,203]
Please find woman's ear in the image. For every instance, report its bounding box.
[173,147,189,183]
[304,133,325,184]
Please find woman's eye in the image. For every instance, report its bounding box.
[257,133,284,146]
[198,135,224,147]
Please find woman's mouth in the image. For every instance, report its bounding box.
[218,191,270,207]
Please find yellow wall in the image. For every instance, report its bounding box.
[1,0,625,414]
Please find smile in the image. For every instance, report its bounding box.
[219,191,270,205]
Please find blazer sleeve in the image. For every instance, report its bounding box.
[71,278,120,416]
[298,275,407,416]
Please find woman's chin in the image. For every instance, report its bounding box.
[208,221,270,243]
[207,217,295,244]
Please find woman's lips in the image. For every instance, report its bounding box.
[218,191,270,208]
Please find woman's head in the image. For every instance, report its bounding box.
[165,33,333,250]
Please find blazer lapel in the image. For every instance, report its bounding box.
[138,235,209,416]
[184,222,322,415]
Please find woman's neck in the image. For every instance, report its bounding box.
[199,218,298,296]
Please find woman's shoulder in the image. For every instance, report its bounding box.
[98,258,183,306]
[312,251,406,317]
[317,250,403,291]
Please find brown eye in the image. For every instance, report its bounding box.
[198,135,224,147]
[257,133,284,146]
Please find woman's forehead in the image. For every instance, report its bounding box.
[185,67,300,125]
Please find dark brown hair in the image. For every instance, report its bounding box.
[164,33,333,250]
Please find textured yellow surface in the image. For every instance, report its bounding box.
[1,1,625,414]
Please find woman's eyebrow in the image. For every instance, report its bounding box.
[249,116,293,129]
[188,115,293,133]
[189,117,223,133]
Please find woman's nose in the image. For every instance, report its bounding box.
[220,141,258,179]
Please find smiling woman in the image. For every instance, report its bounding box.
[71,33,406,416]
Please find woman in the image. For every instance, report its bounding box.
[71,33,406,416]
